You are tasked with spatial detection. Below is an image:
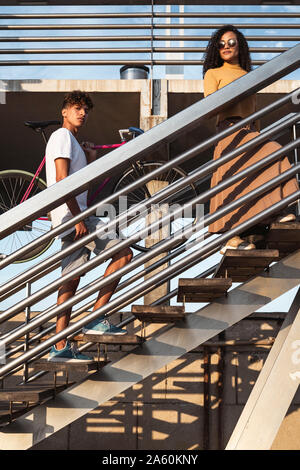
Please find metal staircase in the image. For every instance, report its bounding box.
[0,43,299,450]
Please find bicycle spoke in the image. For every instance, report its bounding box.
[113,161,197,252]
[0,171,54,262]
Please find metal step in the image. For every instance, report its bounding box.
[177,277,232,303]
[131,305,186,323]
[214,249,280,282]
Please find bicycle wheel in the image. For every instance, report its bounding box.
[113,161,199,252]
[0,170,54,263]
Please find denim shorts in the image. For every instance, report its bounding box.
[61,215,121,277]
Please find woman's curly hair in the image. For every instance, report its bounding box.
[203,25,252,77]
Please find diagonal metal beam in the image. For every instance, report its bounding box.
[0,249,300,450]
[226,287,300,450]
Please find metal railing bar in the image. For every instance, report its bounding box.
[2,229,213,345]
[2,233,215,364]
[0,228,213,355]
[1,23,300,31]
[0,229,211,349]
[74,189,300,350]
[1,105,298,276]
[4,253,219,384]
[0,59,269,66]
[1,159,299,346]
[1,186,299,378]
[1,47,299,242]
[0,47,288,54]
[0,35,299,43]
[0,13,152,19]
[1,12,300,19]
[157,12,300,18]
[0,261,61,303]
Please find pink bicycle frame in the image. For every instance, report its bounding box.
[20,141,127,218]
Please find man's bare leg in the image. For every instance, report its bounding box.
[55,277,80,350]
[93,247,132,312]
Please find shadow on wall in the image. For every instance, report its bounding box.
[31,314,300,451]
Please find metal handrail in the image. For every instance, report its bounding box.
[2,257,218,385]
[1,107,299,296]
[2,23,300,30]
[1,184,299,378]
[1,43,299,239]
[0,47,289,55]
[2,157,300,344]
[2,237,217,365]
[1,43,300,381]
[0,88,298,264]
[1,35,299,43]
[0,232,213,344]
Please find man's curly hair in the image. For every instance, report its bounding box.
[62,90,94,111]
[203,25,252,77]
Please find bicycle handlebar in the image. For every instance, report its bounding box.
[128,126,144,136]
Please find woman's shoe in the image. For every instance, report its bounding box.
[220,236,256,255]
[276,213,296,223]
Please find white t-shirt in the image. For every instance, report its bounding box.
[45,127,88,238]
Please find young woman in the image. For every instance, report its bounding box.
[203,25,298,254]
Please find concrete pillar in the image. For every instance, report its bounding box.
[139,79,169,305]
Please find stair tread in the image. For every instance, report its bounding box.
[76,333,145,345]
[132,305,185,314]
[267,221,300,240]
[32,359,102,372]
[132,305,186,323]
[177,277,232,302]
[0,383,69,402]
[267,222,300,257]
[214,249,279,282]
[0,386,54,402]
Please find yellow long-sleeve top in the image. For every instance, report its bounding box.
[203,61,259,130]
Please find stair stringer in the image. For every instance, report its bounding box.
[1,249,300,450]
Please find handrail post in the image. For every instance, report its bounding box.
[292,122,300,215]
[22,281,31,383]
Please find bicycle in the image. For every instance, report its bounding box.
[0,121,198,263]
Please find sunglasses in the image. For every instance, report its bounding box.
[218,38,238,49]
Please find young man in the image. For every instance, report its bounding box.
[45,90,132,362]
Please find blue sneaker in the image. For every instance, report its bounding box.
[48,341,93,363]
[82,318,127,335]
